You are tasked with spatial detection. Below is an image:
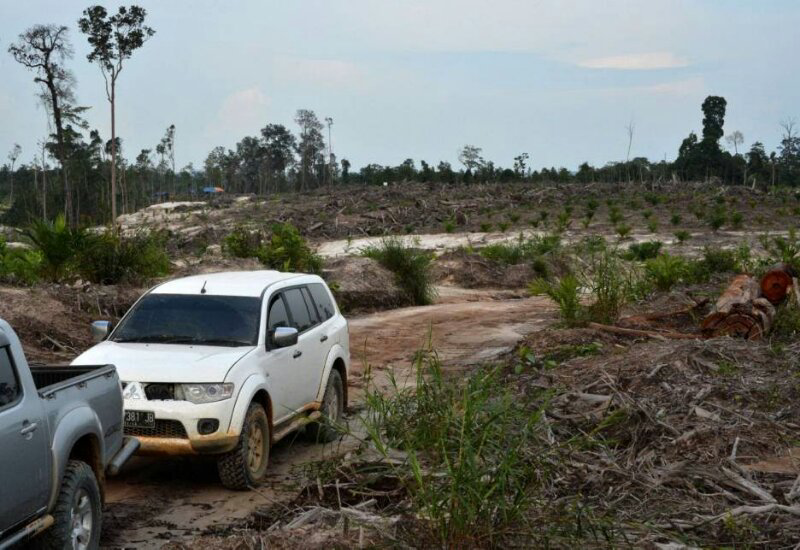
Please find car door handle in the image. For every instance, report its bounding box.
[293,350,302,359]
[20,422,38,436]
[320,334,328,342]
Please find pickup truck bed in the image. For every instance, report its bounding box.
[30,364,116,393]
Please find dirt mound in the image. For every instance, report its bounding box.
[0,286,94,362]
[432,250,535,288]
[323,256,409,313]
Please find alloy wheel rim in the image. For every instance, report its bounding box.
[70,489,93,550]
[247,422,265,473]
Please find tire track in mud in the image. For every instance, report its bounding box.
[101,288,555,548]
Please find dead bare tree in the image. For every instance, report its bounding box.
[9,25,83,225]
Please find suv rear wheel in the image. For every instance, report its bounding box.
[217,402,270,490]
[306,369,344,443]
[34,460,101,550]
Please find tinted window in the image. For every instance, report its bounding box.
[308,283,335,320]
[112,294,261,347]
[283,288,313,332]
[268,295,290,331]
[0,347,21,408]
[301,287,320,324]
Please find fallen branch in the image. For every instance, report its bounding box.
[587,322,698,340]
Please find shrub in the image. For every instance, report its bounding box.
[645,254,688,291]
[479,233,561,266]
[363,237,435,305]
[670,213,682,226]
[608,206,623,225]
[762,229,800,269]
[624,241,662,261]
[78,231,171,284]
[357,352,549,547]
[583,252,639,324]
[772,303,800,339]
[644,192,662,206]
[674,230,690,244]
[731,211,744,229]
[258,223,323,274]
[223,226,262,258]
[647,220,659,233]
[24,215,82,281]
[615,223,632,240]
[708,206,727,231]
[0,240,41,285]
[443,220,455,233]
[642,209,653,220]
[701,246,738,273]
[529,275,582,326]
[479,222,492,232]
[498,221,511,232]
[508,212,521,223]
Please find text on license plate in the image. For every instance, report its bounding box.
[124,410,155,429]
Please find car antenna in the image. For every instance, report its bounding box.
[200,280,207,294]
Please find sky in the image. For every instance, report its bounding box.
[1,0,798,172]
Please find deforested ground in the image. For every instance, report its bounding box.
[2,180,799,548]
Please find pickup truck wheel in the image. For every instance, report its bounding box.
[306,369,344,443]
[33,460,101,550]
[217,402,270,490]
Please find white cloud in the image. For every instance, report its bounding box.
[578,52,689,70]
[640,76,704,96]
[208,87,269,138]
[272,56,367,90]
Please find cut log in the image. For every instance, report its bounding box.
[702,274,776,339]
[760,264,795,305]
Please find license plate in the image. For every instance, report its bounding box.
[124,410,155,429]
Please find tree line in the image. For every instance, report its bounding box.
[2,6,800,227]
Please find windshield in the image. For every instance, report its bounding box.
[112,293,261,347]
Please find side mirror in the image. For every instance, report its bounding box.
[271,326,298,348]
[91,320,112,343]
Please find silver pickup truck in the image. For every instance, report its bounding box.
[0,319,138,549]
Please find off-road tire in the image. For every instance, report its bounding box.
[217,402,270,490]
[306,369,344,443]
[33,460,102,550]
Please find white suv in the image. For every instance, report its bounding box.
[71,271,350,489]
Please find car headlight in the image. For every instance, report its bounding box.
[179,383,234,404]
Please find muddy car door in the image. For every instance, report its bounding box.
[264,292,306,421]
[281,287,326,409]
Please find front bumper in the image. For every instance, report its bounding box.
[124,397,239,456]
[136,433,240,456]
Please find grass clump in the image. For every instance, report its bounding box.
[530,275,582,326]
[356,350,550,547]
[645,254,688,291]
[363,237,435,305]
[479,233,561,266]
[624,241,662,261]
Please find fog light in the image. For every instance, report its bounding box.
[197,419,219,435]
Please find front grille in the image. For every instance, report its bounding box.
[144,383,175,400]
[125,419,188,439]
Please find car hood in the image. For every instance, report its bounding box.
[71,341,255,383]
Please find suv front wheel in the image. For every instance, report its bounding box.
[217,402,270,490]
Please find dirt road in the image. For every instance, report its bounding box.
[102,287,554,547]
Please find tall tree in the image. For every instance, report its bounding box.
[6,144,22,202]
[9,25,85,225]
[701,96,727,145]
[458,145,484,172]
[725,130,744,155]
[261,124,296,192]
[294,109,325,191]
[79,5,154,225]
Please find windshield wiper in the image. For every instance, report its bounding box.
[114,335,252,347]
[113,335,198,344]
[188,338,253,347]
